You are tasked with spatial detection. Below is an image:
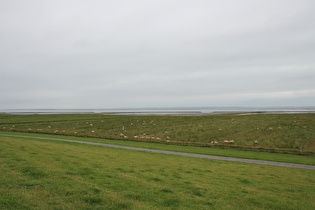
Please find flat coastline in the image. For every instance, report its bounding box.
[1,107,315,115]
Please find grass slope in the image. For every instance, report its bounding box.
[1,136,314,209]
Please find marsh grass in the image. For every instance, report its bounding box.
[1,113,314,152]
[1,136,314,209]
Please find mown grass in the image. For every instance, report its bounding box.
[1,136,314,209]
[1,131,315,165]
[1,113,314,152]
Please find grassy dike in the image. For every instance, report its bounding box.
[1,135,314,209]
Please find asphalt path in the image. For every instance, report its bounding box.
[1,134,314,170]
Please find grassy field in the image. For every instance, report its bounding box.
[1,113,314,152]
[1,135,314,209]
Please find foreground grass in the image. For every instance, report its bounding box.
[1,113,314,152]
[1,136,314,209]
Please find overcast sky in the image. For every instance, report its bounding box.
[1,0,315,109]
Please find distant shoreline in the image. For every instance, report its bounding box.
[1,107,315,116]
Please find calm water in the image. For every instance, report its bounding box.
[1,107,315,115]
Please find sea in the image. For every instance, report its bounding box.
[1,107,315,115]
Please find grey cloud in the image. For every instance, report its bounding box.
[1,0,315,109]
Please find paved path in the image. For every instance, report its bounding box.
[1,134,314,170]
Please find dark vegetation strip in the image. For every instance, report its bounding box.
[1,134,314,170]
[0,113,117,124]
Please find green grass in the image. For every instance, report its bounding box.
[1,135,314,209]
[1,131,315,165]
[1,113,314,153]
[0,113,107,124]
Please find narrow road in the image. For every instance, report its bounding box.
[1,134,314,170]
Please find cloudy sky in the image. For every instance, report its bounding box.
[1,0,315,109]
